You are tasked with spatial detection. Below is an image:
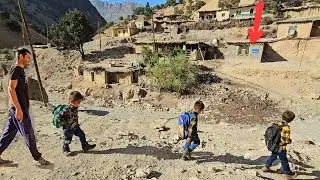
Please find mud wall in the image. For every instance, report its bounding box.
[264,38,320,66]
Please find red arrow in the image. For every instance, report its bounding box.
[248,0,264,43]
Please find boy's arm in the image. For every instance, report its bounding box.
[56,107,70,124]
[281,125,292,145]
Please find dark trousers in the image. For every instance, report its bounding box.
[266,150,291,175]
[0,108,41,160]
[63,126,87,149]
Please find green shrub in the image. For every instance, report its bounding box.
[0,48,9,54]
[6,19,21,33]
[0,11,10,19]
[193,1,206,11]
[149,51,198,94]
[140,46,158,68]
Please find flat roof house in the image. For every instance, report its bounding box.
[277,17,320,38]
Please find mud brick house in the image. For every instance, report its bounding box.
[277,17,320,38]
[281,5,320,19]
[134,40,212,60]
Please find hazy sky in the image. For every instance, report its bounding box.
[102,0,167,6]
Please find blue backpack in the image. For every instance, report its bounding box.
[178,112,196,139]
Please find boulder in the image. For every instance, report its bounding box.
[135,168,151,178]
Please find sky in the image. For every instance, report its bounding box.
[102,0,166,6]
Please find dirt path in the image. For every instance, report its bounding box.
[0,98,318,180]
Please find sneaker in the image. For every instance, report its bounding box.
[284,171,298,180]
[63,145,72,156]
[0,157,12,164]
[82,144,96,152]
[37,157,50,165]
[63,150,72,156]
[261,166,272,173]
[182,149,191,161]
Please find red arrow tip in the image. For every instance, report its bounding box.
[248,28,264,43]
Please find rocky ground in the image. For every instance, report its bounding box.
[0,47,319,180]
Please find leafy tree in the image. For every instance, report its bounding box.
[193,1,206,10]
[167,0,176,6]
[154,5,161,9]
[49,9,93,58]
[264,0,302,13]
[0,11,10,19]
[145,2,153,20]
[134,7,145,15]
[218,0,240,9]
[6,19,21,33]
[174,7,184,15]
[145,2,152,15]
[179,0,184,4]
[131,14,137,20]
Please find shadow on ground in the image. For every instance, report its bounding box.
[78,109,109,116]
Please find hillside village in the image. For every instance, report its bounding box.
[0,0,320,180]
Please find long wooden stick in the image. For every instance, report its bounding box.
[18,1,47,107]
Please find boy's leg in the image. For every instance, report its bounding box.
[13,111,42,161]
[73,126,87,145]
[63,127,73,153]
[265,152,278,168]
[189,135,200,152]
[278,150,291,175]
[73,126,96,151]
[0,110,18,158]
[182,140,192,160]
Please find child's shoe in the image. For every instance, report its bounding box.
[284,171,297,179]
[82,143,96,152]
[261,166,272,173]
[182,149,191,160]
[36,157,51,165]
[63,146,72,156]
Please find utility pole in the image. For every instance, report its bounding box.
[18,1,47,107]
[46,22,49,45]
[151,10,157,53]
[98,21,102,52]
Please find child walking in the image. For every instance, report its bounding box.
[178,100,205,160]
[55,91,96,156]
[262,110,297,179]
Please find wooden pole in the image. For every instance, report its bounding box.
[98,21,102,52]
[151,12,157,53]
[199,44,205,61]
[46,22,49,45]
[300,40,308,66]
[18,1,47,107]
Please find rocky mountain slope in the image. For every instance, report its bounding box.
[89,0,141,22]
[0,0,106,32]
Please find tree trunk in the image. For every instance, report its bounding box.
[79,44,85,59]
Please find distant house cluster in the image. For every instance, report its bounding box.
[197,1,256,21]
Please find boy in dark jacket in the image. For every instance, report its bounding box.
[57,91,96,156]
[262,110,297,179]
[181,101,205,160]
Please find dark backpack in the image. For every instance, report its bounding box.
[264,123,282,152]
